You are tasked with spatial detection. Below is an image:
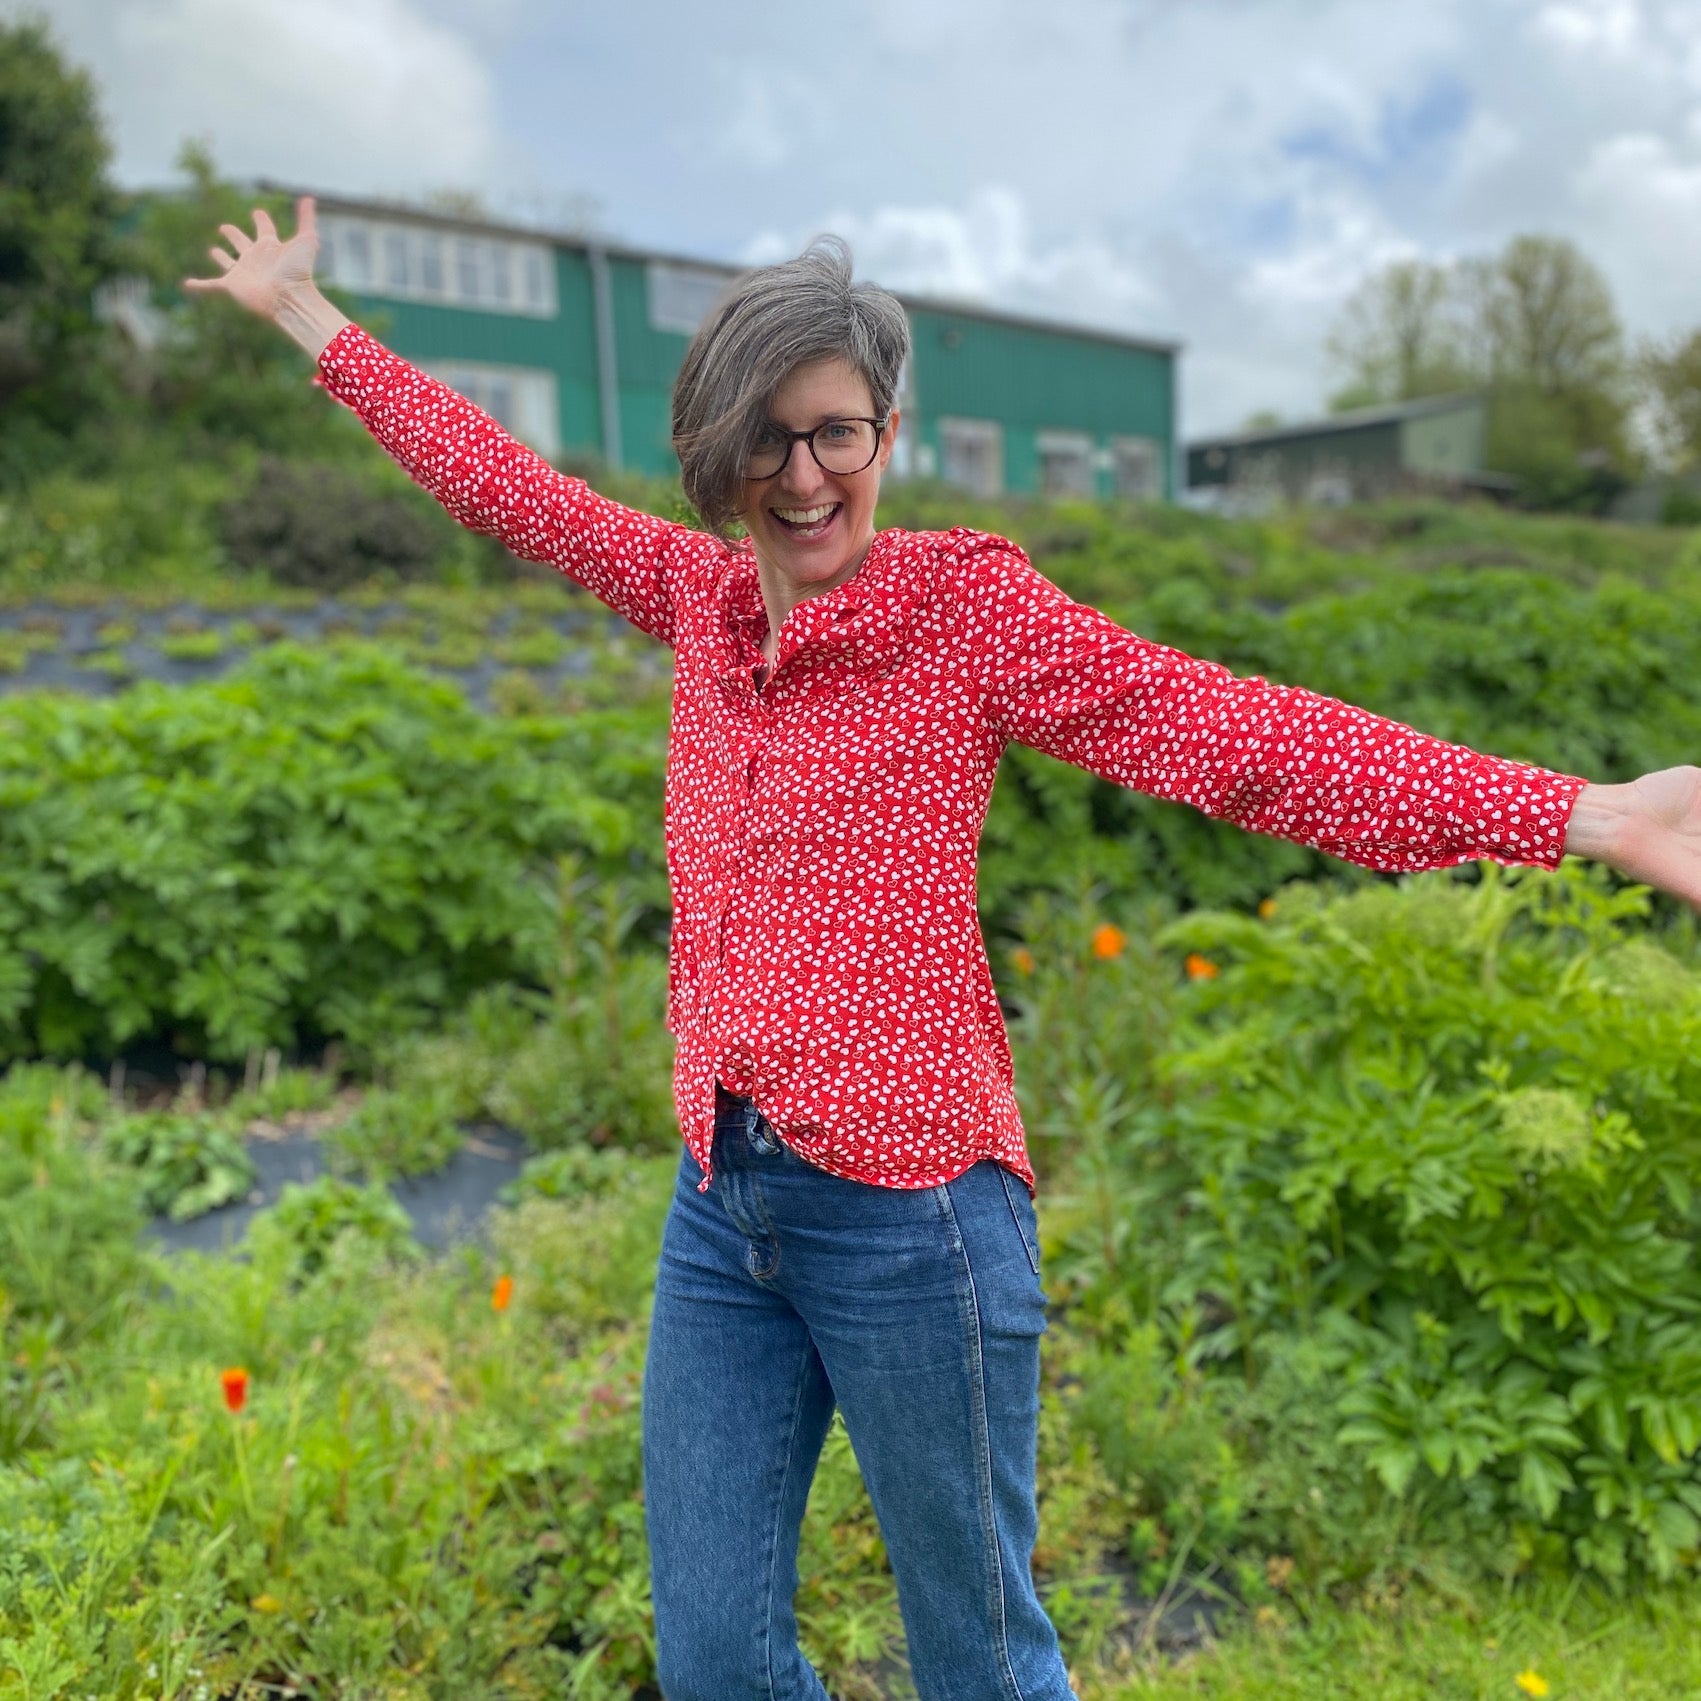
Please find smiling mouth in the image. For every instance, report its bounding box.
[771,502,841,540]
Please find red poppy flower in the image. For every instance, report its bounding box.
[221,1367,249,1414]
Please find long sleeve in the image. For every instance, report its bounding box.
[971,540,1588,874]
[316,324,725,647]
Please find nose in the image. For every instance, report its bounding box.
[777,435,827,496]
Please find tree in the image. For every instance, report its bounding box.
[1325,259,1470,411]
[1640,327,1701,471]
[1466,236,1631,505]
[1470,236,1624,400]
[0,16,116,462]
[1323,235,1633,509]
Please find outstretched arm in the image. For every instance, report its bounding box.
[186,198,715,648]
[970,540,1701,911]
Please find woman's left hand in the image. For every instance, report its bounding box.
[1564,765,1701,909]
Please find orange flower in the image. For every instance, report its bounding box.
[1091,924,1127,960]
[1011,947,1036,976]
[1258,897,1278,921]
[491,1274,514,1313]
[1184,953,1220,981]
[220,1367,249,1414]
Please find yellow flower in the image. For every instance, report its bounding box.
[1258,897,1278,920]
[1091,924,1127,960]
[1515,1670,1550,1698]
[1011,947,1036,976]
[250,1593,284,1615]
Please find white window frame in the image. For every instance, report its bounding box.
[938,417,1004,498]
[423,361,561,457]
[1110,434,1164,501]
[318,213,557,318]
[646,260,734,337]
[1037,429,1096,499]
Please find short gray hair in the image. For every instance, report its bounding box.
[671,236,910,535]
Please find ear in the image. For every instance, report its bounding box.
[878,408,901,470]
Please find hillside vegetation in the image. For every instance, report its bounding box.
[3,483,1701,1697]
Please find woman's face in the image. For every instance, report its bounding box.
[737,356,899,599]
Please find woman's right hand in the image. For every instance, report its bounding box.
[184,195,350,357]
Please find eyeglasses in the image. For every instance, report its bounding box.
[744,417,889,480]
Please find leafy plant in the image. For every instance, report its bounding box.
[0,644,658,1063]
[248,1175,420,1281]
[100,1109,255,1220]
[1047,863,1701,1581]
[322,1083,465,1182]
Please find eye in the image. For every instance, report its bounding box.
[820,422,857,441]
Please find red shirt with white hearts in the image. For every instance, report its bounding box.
[317,325,1589,1198]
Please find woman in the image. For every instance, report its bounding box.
[191,200,1699,1701]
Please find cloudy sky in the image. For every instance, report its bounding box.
[25,0,1701,434]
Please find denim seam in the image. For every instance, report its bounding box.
[746,1163,783,1282]
[996,1165,1041,1278]
[934,1181,1029,1701]
[763,1331,818,1701]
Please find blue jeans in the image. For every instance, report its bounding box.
[641,1088,1075,1700]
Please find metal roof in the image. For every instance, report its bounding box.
[1186,391,1485,453]
[261,183,1181,357]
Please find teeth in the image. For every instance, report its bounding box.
[775,504,837,525]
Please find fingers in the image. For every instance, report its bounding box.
[210,245,235,271]
[254,208,279,242]
[182,275,227,293]
[219,222,254,254]
[296,194,317,240]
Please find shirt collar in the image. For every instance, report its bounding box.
[713,528,930,682]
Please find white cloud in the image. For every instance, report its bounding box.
[1573,129,1701,326]
[1242,193,1418,312]
[28,0,1701,439]
[744,187,1162,332]
[1533,0,1646,56]
[32,0,500,195]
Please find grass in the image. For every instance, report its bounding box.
[1094,1584,1701,1699]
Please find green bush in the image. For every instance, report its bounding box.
[0,644,659,1064]
[1034,864,1701,1582]
[218,454,458,591]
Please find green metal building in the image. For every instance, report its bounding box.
[1185,393,1506,506]
[297,192,1179,502]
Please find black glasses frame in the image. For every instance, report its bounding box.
[744,417,890,479]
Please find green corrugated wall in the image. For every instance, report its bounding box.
[345,241,1175,497]
[907,305,1174,498]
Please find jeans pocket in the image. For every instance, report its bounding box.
[995,1164,1041,1278]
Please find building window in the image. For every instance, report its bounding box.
[1038,430,1095,498]
[455,237,482,303]
[318,213,557,318]
[383,228,410,292]
[488,244,512,306]
[647,261,733,336]
[523,249,550,311]
[425,361,560,458]
[418,234,445,296]
[938,417,1003,497]
[1111,435,1164,500]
